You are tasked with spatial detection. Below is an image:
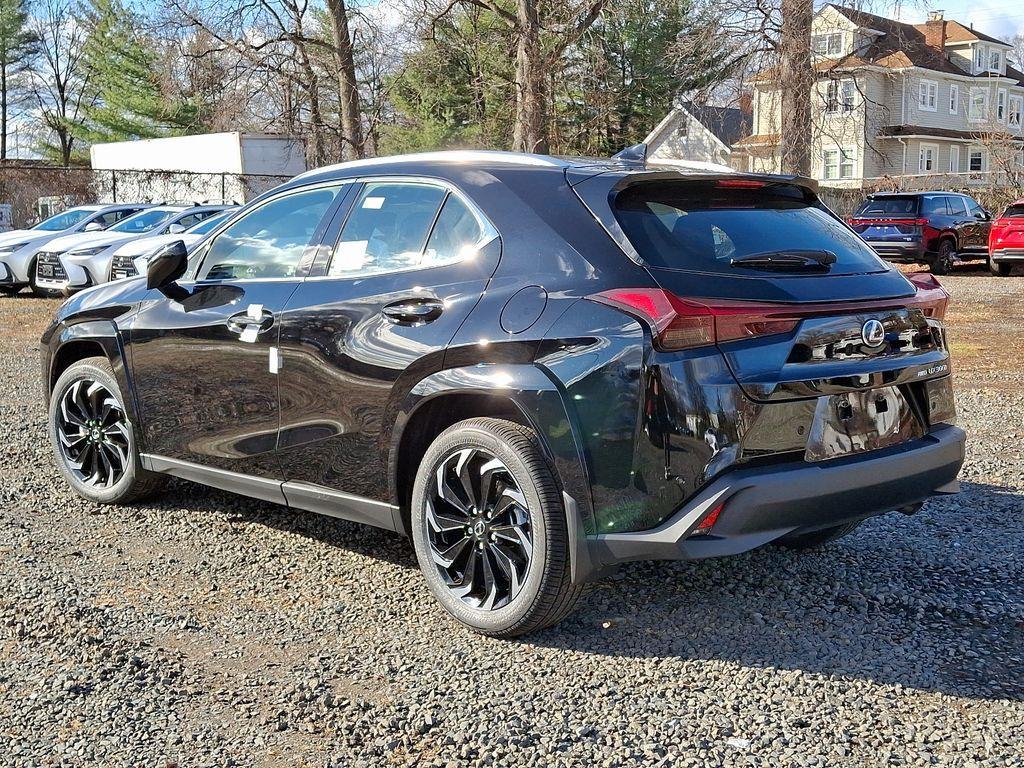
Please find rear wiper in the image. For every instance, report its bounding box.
[730,250,837,271]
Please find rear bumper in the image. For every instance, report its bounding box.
[588,425,965,569]
[865,240,926,262]
[991,248,1024,262]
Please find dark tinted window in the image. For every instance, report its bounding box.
[199,186,342,280]
[946,196,968,215]
[921,196,948,216]
[855,196,919,216]
[965,197,986,217]
[1002,203,1024,217]
[328,183,446,276]
[615,181,884,274]
[422,195,484,267]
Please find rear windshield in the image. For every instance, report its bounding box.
[1002,204,1024,218]
[855,197,919,217]
[614,181,884,274]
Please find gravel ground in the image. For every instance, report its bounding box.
[1,268,1022,767]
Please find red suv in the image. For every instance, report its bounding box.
[988,201,1024,276]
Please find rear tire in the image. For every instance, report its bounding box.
[930,239,956,275]
[775,520,862,550]
[48,356,166,505]
[0,285,21,295]
[989,253,1012,276]
[410,417,584,637]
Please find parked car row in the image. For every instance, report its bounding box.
[0,203,238,297]
[848,190,1023,276]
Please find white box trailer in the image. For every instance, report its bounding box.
[89,132,307,204]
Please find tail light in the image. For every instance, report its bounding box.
[904,272,949,320]
[589,288,800,351]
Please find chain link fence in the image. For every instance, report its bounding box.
[819,174,1023,217]
[0,164,294,228]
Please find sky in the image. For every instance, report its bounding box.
[880,0,1023,41]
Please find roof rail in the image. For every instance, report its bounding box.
[611,143,648,167]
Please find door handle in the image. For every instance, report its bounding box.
[382,298,444,325]
[227,308,275,335]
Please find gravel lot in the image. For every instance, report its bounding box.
[1,268,1022,767]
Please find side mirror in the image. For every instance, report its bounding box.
[167,223,187,234]
[83,221,104,231]
[146,240,189,298]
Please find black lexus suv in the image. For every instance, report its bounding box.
[849,191,992,274]
[41,151,965,637]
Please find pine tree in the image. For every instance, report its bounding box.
[0,0,38,159]
[71,0,200,146]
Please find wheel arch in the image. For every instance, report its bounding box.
[45,320,141,433]
[390,364,597,576]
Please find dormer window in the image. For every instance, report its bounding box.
[990,50,1002,73]
[812,32,844,56]
[974,46,985,72]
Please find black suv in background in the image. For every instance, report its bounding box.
[40,152,965,637]
[849,191,992,274]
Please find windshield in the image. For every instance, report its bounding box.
[112,209,176,234]
[32,208,94,232]
[855,197,919,217]
[189,210,233,235]
[614,181,886,275]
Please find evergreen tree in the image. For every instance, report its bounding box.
[0,0,38,159]
[71,0,200,146]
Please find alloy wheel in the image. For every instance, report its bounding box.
[425,448,534,611]
[56,378,130,489]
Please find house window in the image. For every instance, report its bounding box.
[949,146,960,173]
[812,33,843,56]
[990,50,1001,72]
[975,46,985,72]
[969,88,989,121]
[823,147,856,179]
[919,80,938,111]
[998,89,1007,121]
[1010,95,1023,127]
[969,148,985,172]
[919,143,939,173]
[823,149,839,179]
[839,147,856,178]
[825,78,855,113]
[949,84,959,114]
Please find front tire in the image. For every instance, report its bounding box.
[930,239,956,275]
[410,417,584,637]
[48,357,166,504]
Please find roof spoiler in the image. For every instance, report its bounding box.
[611,143,647,167]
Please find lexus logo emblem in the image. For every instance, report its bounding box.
[861,319,885,347]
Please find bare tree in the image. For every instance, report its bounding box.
[777,0,812,174]
[28,0,93,164]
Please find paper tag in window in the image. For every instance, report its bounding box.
[362,196,386,209]
[329,241,369,275]
[239,325,259,343]
[246,303,264,320]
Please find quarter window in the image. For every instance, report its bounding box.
[198,185,343,280]
[328,182,448,276]
[423,195,485,267]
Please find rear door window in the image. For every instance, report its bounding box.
[1002,203,1024,217]
[947,196,968,216]
[614,181,886,275]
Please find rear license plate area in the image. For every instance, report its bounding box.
[805,386,924,462]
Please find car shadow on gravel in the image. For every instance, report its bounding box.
[530,480,1024,702]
